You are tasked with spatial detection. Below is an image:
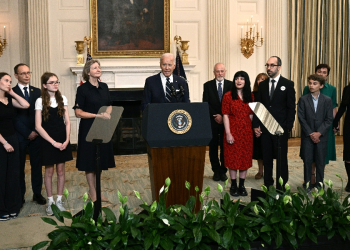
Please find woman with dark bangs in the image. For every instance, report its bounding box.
[35,72,72,216]
[252,73,268,180]
[222,71,254,197]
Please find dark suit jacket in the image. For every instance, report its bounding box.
[202,78,233,128]
[12,84,41,141]
[141,73,190,110]
[298,93,333,140]
[252,76,296,132]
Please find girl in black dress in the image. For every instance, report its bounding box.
[74,59,115,202]
[0,72,29,221]
[35,72,73,216]
[252,73,268,180]
[333,84,350,192]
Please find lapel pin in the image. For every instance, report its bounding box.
[280,86,286,91]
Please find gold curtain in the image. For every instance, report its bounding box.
[288,0,350,137]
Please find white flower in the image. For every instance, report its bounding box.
[348,197,350,204]
[159,185,164,194]
[162,218,170,226]
[319,182,323,188]
[276,195,280,200]
[88,242,92,245]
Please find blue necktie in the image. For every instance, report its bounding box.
[165,77,172,103]
[23,87,30,102]
[218,82,223,102]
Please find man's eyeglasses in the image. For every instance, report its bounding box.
[46,81,60,85]
[265,64,280,68]
[17,72,32,76]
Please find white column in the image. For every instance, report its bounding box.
[265,0,288,76]
[28,0,50,87]
[208,0,230,76]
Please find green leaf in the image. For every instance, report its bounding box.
[143,235,153,250]
[222,228,232,248]
[185,181,191,190]
[63,188,69,199]
[71,222,89,231]
[306,230,317,243]
[131,226,140,239]
[204,186,210,196]
[150,200,157,213]
[60,211,73,220]
[32,241,49,250]
[193,226,202,243]
[110,236,121,249]
[153,234,160,248]
[270,216,280,224]
[51,232,68,246]
[123,196,128,204]
[102,207,116,223]
[327,230,335,240]
[160,237,174,250]
[260,225,272,232]
[297,225,306,239]
[207,228,221,243]
[84,201,94,219]
[41,217,58,226]
[51,204,64,223]
[275,232,282,248]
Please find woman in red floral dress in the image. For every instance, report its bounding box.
[222,71,254,197]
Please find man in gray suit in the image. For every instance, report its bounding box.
[298,74,333,191]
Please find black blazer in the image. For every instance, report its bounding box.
[12,84,41,141]
[202,79,233,127]
[252,76,296,132]
[141,73,190,111]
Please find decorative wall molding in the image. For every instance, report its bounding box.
[28,0,50,88]
[208,0,230,75]
[59,0,87,10]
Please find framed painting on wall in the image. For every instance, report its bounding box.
[90,0,170,58]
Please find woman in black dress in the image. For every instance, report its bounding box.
[252,73,268,180]
[0,72,29,221]
[35,72,73,216]
[333,84,350,191]
[74,59,115,202]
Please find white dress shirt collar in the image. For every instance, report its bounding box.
[17,83,30,97]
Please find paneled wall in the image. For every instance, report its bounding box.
[0,0,294,143]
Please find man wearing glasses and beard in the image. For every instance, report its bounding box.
[252,56,296,190]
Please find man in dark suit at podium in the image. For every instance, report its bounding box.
[141,53,190,111]
[253,56,296,188]
[13,63,46,206]
[203,63,233,182]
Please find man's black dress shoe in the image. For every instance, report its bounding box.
[238,186,248,196]
[220,174,228,182]
[33,194,46,205]
[213,172,221,181]
[230,186,239,197]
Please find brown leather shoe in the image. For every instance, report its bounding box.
[255,172,263,179]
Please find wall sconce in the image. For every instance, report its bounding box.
[240,16,263,59]
[0,26,7,57]
[75,41,85,65]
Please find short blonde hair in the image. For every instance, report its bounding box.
[82,59,100,81]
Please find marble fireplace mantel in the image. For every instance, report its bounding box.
[70,65,196,89]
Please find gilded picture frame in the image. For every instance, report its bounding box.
[90,0,170,58]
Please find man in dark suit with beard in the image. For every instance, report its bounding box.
[253,56,296,189]
[141,53,190,111]
[13,63,46,206]
[203,63,233,182]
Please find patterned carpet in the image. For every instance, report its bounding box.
[0,145,346,249]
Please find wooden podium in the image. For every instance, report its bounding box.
[142,103,212,210]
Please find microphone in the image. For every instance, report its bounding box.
[169,83,177,97]
[178,83,185,96]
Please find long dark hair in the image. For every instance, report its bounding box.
[41,72,65,122]
[231,71,252,103]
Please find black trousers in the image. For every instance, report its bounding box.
[209,123,227,175]
[0,134,22,216]
[261,132,289,187]
[18,135,42,198]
